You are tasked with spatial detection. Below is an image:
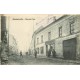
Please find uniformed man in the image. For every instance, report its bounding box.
[34,49,37,58]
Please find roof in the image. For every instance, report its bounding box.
[34,15,68,35]
[32,26,43,38]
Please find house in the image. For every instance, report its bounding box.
[30,15,80,60]
[9,34,18,55]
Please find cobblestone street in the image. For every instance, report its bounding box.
[7,55,80,65]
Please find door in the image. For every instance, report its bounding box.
[63,38,76,60]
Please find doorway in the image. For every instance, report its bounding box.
[63,38,76,60]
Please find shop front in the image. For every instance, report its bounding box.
[45,39,55,57]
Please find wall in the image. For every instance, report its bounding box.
[9,34,18,55]
[35,15,80,58]
[35,16,69,56]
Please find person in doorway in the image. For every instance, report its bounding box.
[34,49,37,58]
[26,52,28,56]
[48,46,52,57]
[52,49,56,58]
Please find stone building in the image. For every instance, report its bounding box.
[31,15,80,60]
[29,26,43,55]
[9,34,18,55]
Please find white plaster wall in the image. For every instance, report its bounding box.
[35,15,80,58]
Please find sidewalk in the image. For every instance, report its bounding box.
[50,58,80,64]
[37,56,80,64]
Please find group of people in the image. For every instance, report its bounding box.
[47,46,56,58]
[34,46,56,58]
[19,46,56,59]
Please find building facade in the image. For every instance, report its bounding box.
[31,15,80,60]
[9,34,18,55]
[29,26,43,55]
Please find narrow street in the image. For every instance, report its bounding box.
[7,55,80,65]
[1,14,80,65]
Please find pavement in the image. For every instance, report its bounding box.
[25,55,80,64]
[1,55,80,65]
[47,57,80,64]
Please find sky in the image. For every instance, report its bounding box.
[5,14,62,53]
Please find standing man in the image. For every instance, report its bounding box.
[34,49,37,58]
[20,51,23,58]
[48,46,52,57]
[52,49,56,58]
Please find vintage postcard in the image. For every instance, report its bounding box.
[0,14,80,65]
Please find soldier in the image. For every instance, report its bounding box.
[48,46,52,57]
[20,51,23,58]
[52,49,56,58]
[34,49,37,58]
[48,48,51,57]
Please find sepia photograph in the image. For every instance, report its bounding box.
[0,14,80,65]
[1,1,80,80]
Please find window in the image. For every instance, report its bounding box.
[70,21,74,34]
[59,26,62,37]
[37,38,39,44]
[40,47,44,54]
[41,35,43,43]
[48,32,51,40]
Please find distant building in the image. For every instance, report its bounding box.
[9,34,18,55]
[29,26,44,55]
[0,15,18,56]
[30,15,80,60]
